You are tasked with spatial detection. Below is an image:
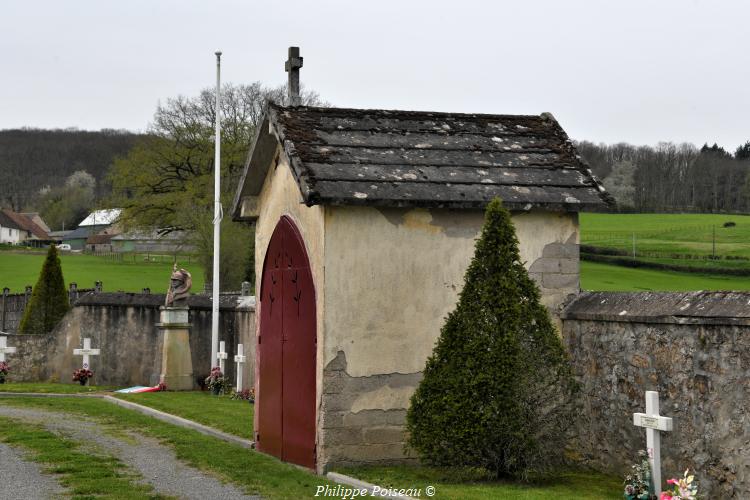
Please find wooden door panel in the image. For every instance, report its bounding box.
[257,229,284,457]
[258,216,317,469]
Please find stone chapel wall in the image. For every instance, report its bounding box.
[4,292,255,388]
[319,206,580,469]
[563,291,750,499]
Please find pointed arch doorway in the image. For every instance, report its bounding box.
[257,216,317,469]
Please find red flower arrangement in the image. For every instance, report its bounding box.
[73,368,93,385]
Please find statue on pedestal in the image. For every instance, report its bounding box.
[165,264,192,307]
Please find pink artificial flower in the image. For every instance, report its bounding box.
[667,479,677,485]
[660,493,672,500]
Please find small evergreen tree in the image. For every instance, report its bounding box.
[19,246,70,335]
[406,198,578,478]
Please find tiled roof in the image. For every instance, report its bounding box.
[234,104,613,215]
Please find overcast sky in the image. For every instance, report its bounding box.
[2,0,749,149]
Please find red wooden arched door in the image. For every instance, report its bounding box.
[257,216,316,468]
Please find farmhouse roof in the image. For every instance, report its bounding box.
[0,210,23,230]
[86,233,113,245]
[63,226,99,240]
[79,209,121,227]
[1,209,49,239]
[233,104,612,218]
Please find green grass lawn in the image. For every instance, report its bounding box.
[337,465,622,500]
[116,391,253,439]
[581,261,750,291]
[0,251,204,293]
[0,382,118,393]
[0,396,335,499]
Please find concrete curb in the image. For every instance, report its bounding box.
[0,392,96,398]
[102,395,255,449]
[326,472,417,500]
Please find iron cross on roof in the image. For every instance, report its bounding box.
[285,47,303,106]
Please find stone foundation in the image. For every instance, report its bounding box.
[319,351,420,470]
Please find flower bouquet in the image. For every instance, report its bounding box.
[205,367,228,395]
[624,450,656,500]
[231,388,255,403]
[0,361,8,384]
[660,469,698,500]
[73,368,93,385]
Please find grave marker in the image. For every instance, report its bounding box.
[633,390,673,494]
[217,341,228,373]
[73,338,100,370]
[234,343,246,391]
[0,336,17,362]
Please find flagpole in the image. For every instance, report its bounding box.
[211,51,222,371]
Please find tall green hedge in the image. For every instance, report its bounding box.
[19,246,70,335]
[406,198,578,478]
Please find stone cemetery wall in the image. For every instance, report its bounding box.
[562,291,750,499]
[0,284,94,334]
[4,292,255,389]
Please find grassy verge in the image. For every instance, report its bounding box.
[0,416,164,499]
[0,396,334,499]
[337,465,622,500]
[0,382,118,393]
[115,391,253,439]
[580,261,750,291]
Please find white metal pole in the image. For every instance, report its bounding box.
[210,51,223,371]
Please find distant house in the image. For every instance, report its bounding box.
[0,211,23,244]
[62,209,122,251]
[86,233,114,253]
[111,230,194,254]
[0,209,51,247]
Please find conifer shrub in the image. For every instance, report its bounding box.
[406,198,579,478]
[19,245,70,335]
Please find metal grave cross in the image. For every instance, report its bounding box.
[217,341,228,373]
[633,390,673,493]
[0,336,17,362]
[73,338,100,370]
[234,343,247,392]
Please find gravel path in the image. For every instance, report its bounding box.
[0,405,261,500]
[0,442,66,499]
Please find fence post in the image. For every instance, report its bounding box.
[24,286,32,308]
[1,287,8,332]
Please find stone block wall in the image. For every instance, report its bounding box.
[319,351,420,470]
[563,291,750,499]
[528,234,579,314]
[3,292,255,389]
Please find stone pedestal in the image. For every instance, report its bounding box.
[157,306,194,390]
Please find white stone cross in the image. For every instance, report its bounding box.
[234,343,246,392]
[0,336,16,363]
[217,341,228,374]
[73,338,100,370]
[633,390,673,494]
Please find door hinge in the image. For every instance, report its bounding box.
[258,335,261,344]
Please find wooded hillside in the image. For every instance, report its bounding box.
[577,140,750,213]
[0,128,142,211]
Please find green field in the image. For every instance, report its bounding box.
[579,213,750,291]
[580,212,750,258]
[580,261,750,291]
[0,251,204,293]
